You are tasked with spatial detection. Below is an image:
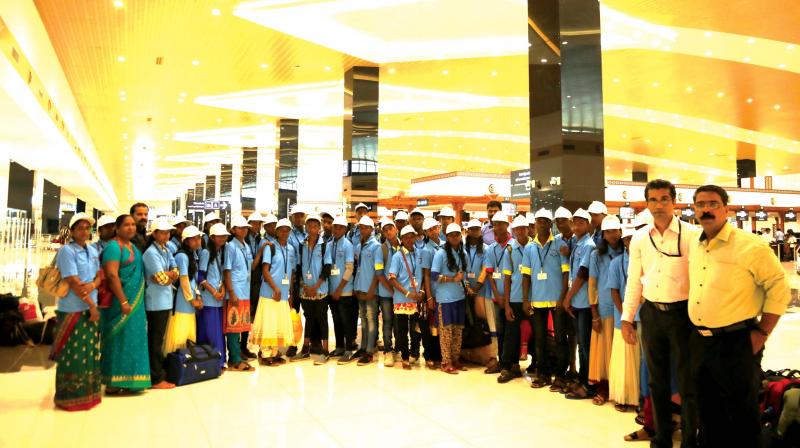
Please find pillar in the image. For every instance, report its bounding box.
[342,67,379,212]
[277,119,298,217]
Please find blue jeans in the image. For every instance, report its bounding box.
[378,296,394,353]
[358,298,378,354]
[574,308,593,386]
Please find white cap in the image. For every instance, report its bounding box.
[379,217,394,228]
[230,216,249,228]
[422,217,440,231]
[276,218,292,229]
[150,218,174,232]
[97,214,116,228]
[395,210,409,221]
[248,213,266,223]
[319,209,334,219]
[445,223,462,235]
[573,208,591,221]
[510,215,528,230]
[170,215,190,227]
[438,207,456,218]
[587,201,608,215]
[354,202,369,211]
[263,214,278,225]
[466,219,482,228]
[554,207,572,220]
[525,212,536,225]
[600,215,622,231]
[400,225,417,237]
[358,215,374,227]
[633,209,654,228]
[534,208,554,221]
[209,223,230,237]
[622,227,636,239]
[491,212,509,223]
[203,212,220,224]
[305,214,321,224]
[409,208,424,217]
[69,212,95,229]
[181,225,203,241]
[289,204,306,216]
[332,215,348,227]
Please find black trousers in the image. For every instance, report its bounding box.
[640,300,698,448]
[500,303,525,370]
[532,306,558,378]
[553,308,573,378]
[419,312,441,362]
[334,295,358,351]
[328,295,344,348]
[394,313,421,361]
[301,298,329,348]
[691,328,762,448]
[146,310,171,384]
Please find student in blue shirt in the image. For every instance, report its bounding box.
[521,209,570,389]
[167,216,190,255]
[165,226,204,357]
[376,220,401,366]
[286,208,307,358]
[352,216,380,365]
[464,220,488,299]
[608,226,641,412]
[482,212,511,374]
[252,218,297,366]
[198,223,230,369]
[52,213,103,411]
[388,225,425,369]
[553,206,579,382]
[326,216,357,361]
[92,214,117,256]
[496,216,530,383]
[294,215,331,364]
[431,223,469,375]
[223,216,257,371]
[244,213,269,360]
[348,203,370,248]
[420,217,443,369]
[142,218,179,389]
[263,214,279,244]
[562,208,597,399]
[587,215,623,405]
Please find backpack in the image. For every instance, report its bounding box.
[762,370,800,428]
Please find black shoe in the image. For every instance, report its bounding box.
[526,363,537,374]
[241,348,257,359]
[285,346,298,357]
[337,350,358,365]
[356,354,373,365]
[330,347,346,357]
[497,368,522,384]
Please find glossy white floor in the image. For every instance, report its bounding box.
[1,265,799,448]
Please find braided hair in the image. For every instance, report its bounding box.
[178,240,198,281]
[207,236,226,271]
[445,239,467,273]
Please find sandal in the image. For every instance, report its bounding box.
[615,404,636,413]
[634,414,645,426]
[441,364,459,375]
[592,394,608,406]
[228,361,254,371]
[624,427,653,442]
[549,378,566,393]
[453,361,467,371]
[531,376,551,389]
[565,385,594,400]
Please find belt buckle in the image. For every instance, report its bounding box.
[698,329,713,337]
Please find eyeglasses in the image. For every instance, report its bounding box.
[694,201,723,210]
[647,197,673,206]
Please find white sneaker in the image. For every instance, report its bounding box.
[384,353,395,367]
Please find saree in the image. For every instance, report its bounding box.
[50,310,102,411]
[100,240,151,390]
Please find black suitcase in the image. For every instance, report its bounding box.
[166,340,222,386]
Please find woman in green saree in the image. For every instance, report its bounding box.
[101,214,151,394]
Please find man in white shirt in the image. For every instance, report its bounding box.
[621,179,701,448]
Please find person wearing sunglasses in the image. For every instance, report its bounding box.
[620,179,701,448]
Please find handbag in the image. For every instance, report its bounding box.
[166,340,222,386]
[36,253,69,298]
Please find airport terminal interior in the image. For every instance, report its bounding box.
[0,1,799,447]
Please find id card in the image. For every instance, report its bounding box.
[281,278,290,285]
[306,273,313,280]
[492,272,501,279]
[331,268,341,276]
[467,272,476,279]
[537,272,548,281]
[568,279,573,288]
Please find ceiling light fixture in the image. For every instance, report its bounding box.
[117,55,126,62]
[212,8,221,15]
[260,63,269,69]
[192,60,200,66]
[113,1,124,8]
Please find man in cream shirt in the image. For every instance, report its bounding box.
[621,179,701,448]
[688,185,790,447]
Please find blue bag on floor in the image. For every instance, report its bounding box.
[166,340,222,386]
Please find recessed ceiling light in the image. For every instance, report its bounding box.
[704,31,713,38]
[612,78,620,83]
[121,117,128,122]
[180,92,187,97]
[117,55,126,62]
[113,1,124,8]
[747,37,756,44]
[788,44,796,50]
[779,63,786,69]
[216,118,222,123]
[260,63,269,69]
[743,56,751,62]
[540,58,548,63]
[704,51,713,57]
[562,41,568,45]
[192,60,200,66]
[169,117,176,123]
[177,98,185,103]
[120,96,127,102]
[528,42,532,48]
[652,81,659,87]
[441,69,449,75]
[746,98,753,103]
[324,66,331,71]
[774,104,781,110]
[490,71,497,76]
[716,91,724,98]
[211,8,221,15]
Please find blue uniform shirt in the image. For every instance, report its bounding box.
[589,246,623,318]
[175,251,198,314]
[143,243,177,311]
[260,242,296,300]
[224,238,252,301]
[354,237,380,293]
[198,248,225,308]
[484,239,511,298]
[608,250,636,328]
[92,239,110,257]
[465,242,489,296]
[300,238,328,296]
[503,239,529,303]
[325,236,354,295]
[422,239,443,296]
[568,233,596,309]
[388,247,425,304]
[431,246,467,303]
[522,234,569,304]
[376,240,399,298]
[288,228,307,262]
[55,242,100,312]
[166,237,181,255]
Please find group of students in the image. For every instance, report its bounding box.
[49,180,791,448]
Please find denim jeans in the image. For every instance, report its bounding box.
[358,298,378,354]
[378,296,394,353]
[574,307,593,386]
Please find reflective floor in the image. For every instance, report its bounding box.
[0,264,798,448]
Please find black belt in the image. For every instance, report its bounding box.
[695,318,758,337]
[645,300,687,312]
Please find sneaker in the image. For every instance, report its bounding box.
[285,346,298,357]
[384,353,395,367]
[337,350,358,365]
[330,347,346,357]
[313,353,330,365]
[497,368,522,384]
[402,361,411,370]
[409,356,420,366]
[357,354,373,365]
[290,349,311,362]
[393,352,402,363]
